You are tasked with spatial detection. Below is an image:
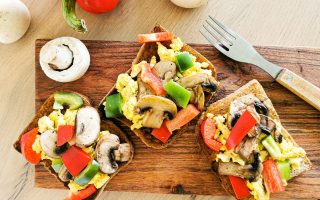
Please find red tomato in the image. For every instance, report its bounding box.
[76,0,120,14]
[166,104,200,132]
[229,176,251,199]
[141,63,165,96]
[57,125,75,146]
[201,119,222,152]
[20,128,41,164]
[65,184,97,200]
[61,146,91,177]
[263,159,285,193]
[226,110,257,150]
[151,122,172,143]
[138,32,174,44]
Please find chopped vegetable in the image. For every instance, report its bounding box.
[164,80,191,108]
[20,128,41,164]
[65,184,97,200]
[76,0,120,14]
[262,159,285,193]
[229,176,251,199]
[226,110,257,150]
[61,146,91,177]
[175,52,194,72]
[262,135,282,159]
[54,92,83,110]
[276,160,291,180]
[51,159,63,173]
[166,104,200,132]
[138,32,174,43]
[201,118,222,152]
[57,125,75,146]
[104,93,123,118]
[141,63,165,96]
[74,160,100,186]
[151,122,172,143]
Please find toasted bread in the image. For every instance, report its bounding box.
[99,25,218,149]
[195,80,312,199]
[13,92,134,200]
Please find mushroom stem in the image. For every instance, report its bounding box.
[62,0,87,33]
[42,45,73,70]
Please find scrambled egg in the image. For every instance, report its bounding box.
[170,37,184,51]
[246,178,269,200]
[116,74,144,130]
[157,42,176,62]
[216,148,246,166]
[38,116,54,133]
[150,56,157,67]
[213,115,230,145]
[68,172,110,192]
[98,130,110,139]
[48,110,65,128]
[64,109,77,125]
[130,61,146,78]
[278,137,306,161]
[32,135,54,160]
[289,157,304,172]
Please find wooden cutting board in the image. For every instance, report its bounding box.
[35,40,320,199]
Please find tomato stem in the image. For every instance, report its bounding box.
[62,0,88,33]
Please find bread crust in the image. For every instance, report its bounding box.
[195,79,312,199]
[13,92,134,200]
[98,24,218,149]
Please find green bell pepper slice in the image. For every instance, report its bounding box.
[175,52,194,72]
[276,160,291,180]
[104,93,123,118]
[164,80,191,108]
[51,159,63,173]
[74,160,100,186]
[262,135,282,159]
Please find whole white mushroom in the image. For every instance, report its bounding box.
[0,0,31,44]
[170,0,208,8]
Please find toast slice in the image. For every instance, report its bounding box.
[99,25,219,149]
[196,80,312,199]
[13,92,134,200]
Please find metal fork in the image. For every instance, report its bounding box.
[200,16,320,111]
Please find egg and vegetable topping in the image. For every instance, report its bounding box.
[104,34,218,144]
[19,92,132,200]
[201,94,309,200]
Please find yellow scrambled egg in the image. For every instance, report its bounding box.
[170,37,184,51]
[68,172,110,192]
[213,115,230,145]
[246,178,269,200]
[157,42,176,62]
[116,74,144,130]
[38,116,54,133]
[48,110,66,128]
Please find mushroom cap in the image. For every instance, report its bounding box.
[153,61,177,83]
[177,73,213,88]
[76,106,100,148]
[39,37,90,82]
[95,133,120,174]
[40,130,59,158]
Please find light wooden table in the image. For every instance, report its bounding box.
[1,0,320,199]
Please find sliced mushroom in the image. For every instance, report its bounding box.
[39,37,90,82]
[254,102,269,115]
[137,77,154,99]
[76,106,100,148]
[212,152,262,181]
[40,130,59,158]
[191,85,205,110]
[96,134,120,174]
[247,125,262,138]
[113,143,131,162]
[235,136,258,161]
[153,61,177,84]
[136,95,177,128]
[58,165,73,182]
[259,114,276,133]
[177,73,218,92]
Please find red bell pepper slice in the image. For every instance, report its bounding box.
[138,32,174,43]
[262,159,285,193]
[229,176,251,199]
[201,118,222,152]
[226,110,257,150]
[57,125,75,146]
[166,104,200,132]
[61,146,91,177]
[65,184,97,200]
[141,63,165,96]
[151,122,172,143]
[20,128,41,164]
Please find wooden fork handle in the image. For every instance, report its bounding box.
[276,68,320,111]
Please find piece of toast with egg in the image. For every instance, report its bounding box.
[99,25,219,149]
[13,91,134,200]
[196,79,311,199]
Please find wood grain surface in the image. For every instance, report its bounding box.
[34,40,320,199]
